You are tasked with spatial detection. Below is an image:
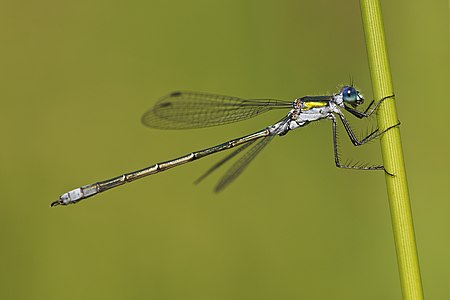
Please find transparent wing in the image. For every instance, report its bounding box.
[215,135,275,192]
[194,139,257,185]
[142,91,292,129]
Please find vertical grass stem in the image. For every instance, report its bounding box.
[360,0,424,299]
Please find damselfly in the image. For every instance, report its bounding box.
[51,86,397,207]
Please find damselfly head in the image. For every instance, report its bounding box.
[342,86,364,107]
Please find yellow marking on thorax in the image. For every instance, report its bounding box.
[302,101,328,111]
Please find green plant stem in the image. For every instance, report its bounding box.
[359,0,424,299]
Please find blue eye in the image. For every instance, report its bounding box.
[342,86,357,102]
[342,86,363,107]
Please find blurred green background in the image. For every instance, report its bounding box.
[1,0,449,299]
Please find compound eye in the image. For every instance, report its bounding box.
[342,86,357,102]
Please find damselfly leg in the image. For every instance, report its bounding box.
[344,94,395,119]
[330,112,400,173]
